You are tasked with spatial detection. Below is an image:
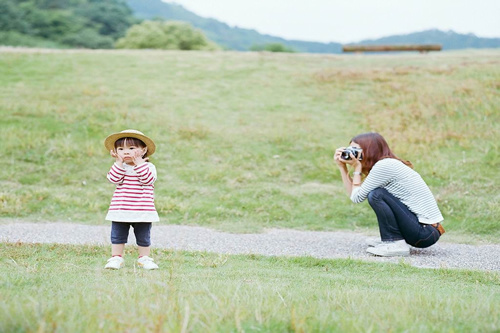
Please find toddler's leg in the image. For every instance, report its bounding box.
[112,244,125,256]
[132,223,152,249]
[133,223,158,270]
[138,246,150,257]
[110,222,131,255]
[105,222,131,269]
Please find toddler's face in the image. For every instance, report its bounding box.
[115,144,147,164]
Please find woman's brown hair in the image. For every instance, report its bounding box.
[351,132,412,175]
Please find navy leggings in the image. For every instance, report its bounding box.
[367,188,440,248]
[111,222,152,247]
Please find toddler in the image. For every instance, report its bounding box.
[103,129,159,270]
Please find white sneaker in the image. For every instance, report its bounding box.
[105,256,124,269]
[365,237,383,247]
[137,256,159,270]
[366,240,410,257]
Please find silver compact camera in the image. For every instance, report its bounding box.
[341,147,363,160]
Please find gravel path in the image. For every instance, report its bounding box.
[1,222,498,271]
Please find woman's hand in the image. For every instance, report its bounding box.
[335,147,362,195]
[334,147,345,164]
[334,147,363,172]
[334,147,351,168]
[349,152,363,170]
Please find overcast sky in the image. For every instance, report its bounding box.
[166,0,500,43]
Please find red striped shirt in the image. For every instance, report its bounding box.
[105,162,159,222]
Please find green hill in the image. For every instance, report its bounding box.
[2,0,498,52]
[125,0,342,52]
[126,0,500,52]
[351,29,500,50]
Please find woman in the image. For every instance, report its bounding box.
[334,132,445,257]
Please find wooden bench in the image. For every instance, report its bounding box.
[342,44,442,53]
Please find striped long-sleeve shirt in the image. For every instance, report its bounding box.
[105,162,159,222]
[350,158,443,224]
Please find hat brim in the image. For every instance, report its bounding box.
[104,132,156,157]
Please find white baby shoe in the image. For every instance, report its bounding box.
[137,256,159,270]
[105,256,124,269]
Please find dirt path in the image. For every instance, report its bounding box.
[1,222,498,271]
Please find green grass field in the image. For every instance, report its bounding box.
[1,48,499,237]
[1,243,499,332]
[1,48,499,332]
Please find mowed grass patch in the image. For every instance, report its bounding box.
[1,242,499,332]
[0,49,499,237]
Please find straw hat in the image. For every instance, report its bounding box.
[104,129,156,157]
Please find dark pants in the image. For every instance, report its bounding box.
[367,188,440,248]
[111,222,152,247]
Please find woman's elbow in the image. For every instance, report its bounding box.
[350,195,362,204]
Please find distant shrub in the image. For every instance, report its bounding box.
[250,43,295,53]
[115,20,220,51]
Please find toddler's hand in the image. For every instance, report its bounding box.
[110,150,124,164]
[133,149,146,166]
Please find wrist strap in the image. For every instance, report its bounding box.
[353,171,362,176]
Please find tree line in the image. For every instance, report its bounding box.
[0,0,217,50]
[0,0,292,52]
[1,0,136,48]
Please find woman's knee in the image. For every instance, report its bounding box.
[367,188,387,205]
